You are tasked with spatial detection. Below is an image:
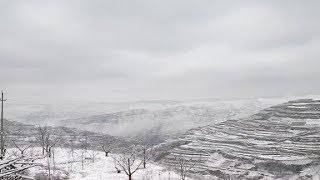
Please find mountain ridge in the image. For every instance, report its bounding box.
[153,99,320,179]
[3,119,130,151]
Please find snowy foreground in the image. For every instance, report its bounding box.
[8,148,183,180]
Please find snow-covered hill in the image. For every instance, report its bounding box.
[5,98,297,146]
[4,98,284,146]
[154,99,320,179]
[58,98,286,145]
[4,119,129,150]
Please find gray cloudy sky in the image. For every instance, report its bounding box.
[1,0,320,102]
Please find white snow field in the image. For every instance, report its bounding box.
[8,147,183,180]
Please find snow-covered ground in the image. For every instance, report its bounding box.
[7,147,183,180]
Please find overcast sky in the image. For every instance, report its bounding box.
[1,0,320,103]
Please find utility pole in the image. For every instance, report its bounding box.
[0,91,6,159]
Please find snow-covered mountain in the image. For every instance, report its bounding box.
[4,98,297,145]
[59,98,286,145]
[153,99,320,179]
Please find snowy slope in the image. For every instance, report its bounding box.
[8,148,183,180]
[154,99,320,179]
[4,119,130,150]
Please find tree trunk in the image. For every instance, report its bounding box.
[143,149,146,168]
[105,152,108,157]
[81,153,84,170]
[48,147,52,158]
[128,158,131,180]
[47,155,51,180]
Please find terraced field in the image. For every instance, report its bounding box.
[155,99,320,179]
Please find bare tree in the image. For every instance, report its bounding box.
[67,137,76,172]
[36,126,59,157]
[11,129,32,156]
[79,139,90,170]
[12,141,32,155]
[114,163,121,173]
[113,147,144,180]
[37,126,46,156]
[91,148,99,163]
[139,145,152,169]
[102,139,115,157]
[36,126,60,179]
[173,154,198,180]
[136,136,153,169]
